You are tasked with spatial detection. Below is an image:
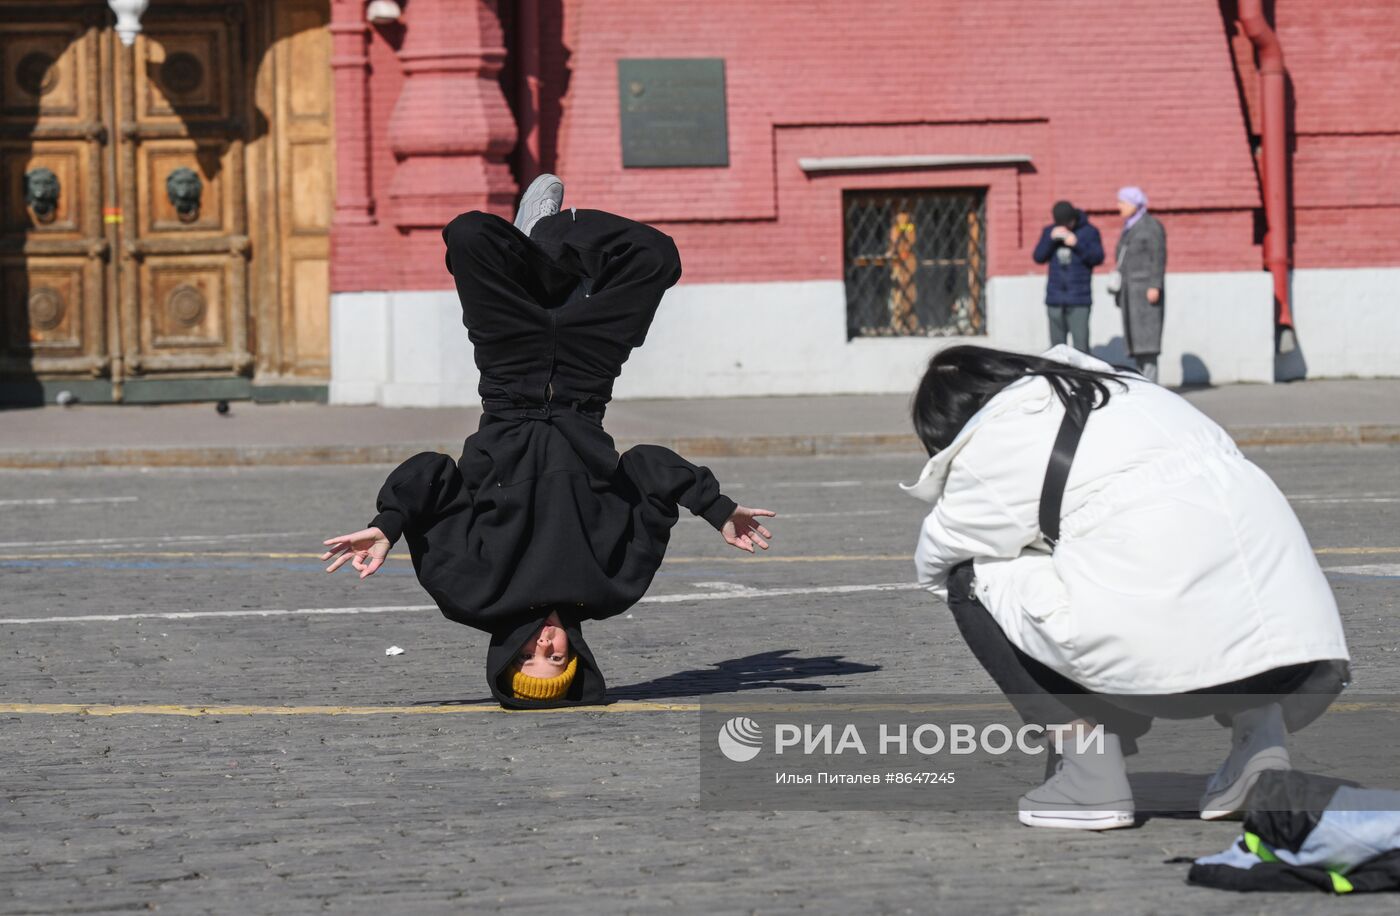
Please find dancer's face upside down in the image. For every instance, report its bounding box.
[515,610,572,676]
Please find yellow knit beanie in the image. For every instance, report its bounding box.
[511,654,578,701]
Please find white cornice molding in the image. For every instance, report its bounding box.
[797,153,1033,173]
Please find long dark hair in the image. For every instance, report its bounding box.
[911,346,1128,456]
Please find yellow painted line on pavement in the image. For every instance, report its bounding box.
[1314,546,1400,556]
[0,701,1002,717]
[4,700,1396,718]
[0,701,701,717]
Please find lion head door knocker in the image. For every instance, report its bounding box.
[24,167,61,224]
[166,167,203,223]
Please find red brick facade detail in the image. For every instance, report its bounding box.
[330,0,1399,293]
[329,0,375,228]
[1270,0,1400,269]
[331,0,518,292]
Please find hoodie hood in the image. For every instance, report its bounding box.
[485,612,608,710]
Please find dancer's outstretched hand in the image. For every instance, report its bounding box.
[321,526,391,579]
[722,506,776,553]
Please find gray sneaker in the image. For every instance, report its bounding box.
[1018,732,1135,830]
[514,173,563,237]
[1200,703,1290,820]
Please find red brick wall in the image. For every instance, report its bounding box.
[1273,0,1400,268]
[331,0,1398,292]
[539,0,1261,285]
[1225,0,1400,270]
[330,23,411,293]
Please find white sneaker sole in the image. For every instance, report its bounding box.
[1199,748,1291,820]
[1018,808,1135,830]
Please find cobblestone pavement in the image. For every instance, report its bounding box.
[2,446,1398,914]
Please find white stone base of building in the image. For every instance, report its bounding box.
[329,267,1398,406]
[1283,267,1400,380]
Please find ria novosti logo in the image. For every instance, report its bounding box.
[717,716,763,762]
[715,716,1107,763]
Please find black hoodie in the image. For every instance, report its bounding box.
[365,207,737,708]
[368,424,734,709]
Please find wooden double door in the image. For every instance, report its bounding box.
[0,0,333,403]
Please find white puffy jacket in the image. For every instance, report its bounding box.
[903,347,1349,694]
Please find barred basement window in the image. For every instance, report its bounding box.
[843,188,986,339]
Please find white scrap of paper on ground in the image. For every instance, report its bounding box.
[385,645,405,656]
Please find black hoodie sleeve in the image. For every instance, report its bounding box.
[619,444,737,531]
[368,449,488,547]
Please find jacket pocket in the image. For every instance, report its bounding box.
[974,553,1077,660]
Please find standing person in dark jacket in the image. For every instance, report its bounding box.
[1109,186,1167,382]
[319,174,777,709]
[1032,200,1104,353]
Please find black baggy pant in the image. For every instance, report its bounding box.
[442,209,682,408]
[945,562,1348,755]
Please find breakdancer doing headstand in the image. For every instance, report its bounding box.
[320,175,776,709]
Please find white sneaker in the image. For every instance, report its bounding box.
[1018,733,1135,830]
[514,173,563,237]
[1200,703,1291,820]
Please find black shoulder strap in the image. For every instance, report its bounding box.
[1039,392,1091,548]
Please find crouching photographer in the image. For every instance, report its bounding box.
[902,345,1350,830]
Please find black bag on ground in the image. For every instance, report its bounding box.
[1187,771,1400,894]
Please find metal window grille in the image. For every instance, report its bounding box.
[843,188,987,339]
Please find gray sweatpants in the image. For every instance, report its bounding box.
[1047,305,1091,353]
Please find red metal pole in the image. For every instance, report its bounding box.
[1238,0,1293,330]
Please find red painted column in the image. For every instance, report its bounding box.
[329,0,375,227]
[385,0,517,231]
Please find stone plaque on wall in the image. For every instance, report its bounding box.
[618,58,728,168]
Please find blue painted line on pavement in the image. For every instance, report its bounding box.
[0,559,416,574]
[0,558,740,579]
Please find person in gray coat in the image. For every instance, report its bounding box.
[1110,187,1166,382]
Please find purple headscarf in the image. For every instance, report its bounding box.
[1118,186,1148,230]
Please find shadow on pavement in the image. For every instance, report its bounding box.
[409,649,881,706]
[1128,770,1213,820]
[1128,770,1361,821]
[608,649,881,700]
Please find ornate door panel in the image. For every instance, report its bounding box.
[0,5,110,387]
[264,0,332,381]
[118,2,252,381]
[0,0,333,403]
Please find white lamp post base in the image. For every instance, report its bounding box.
[109,0,151,47]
